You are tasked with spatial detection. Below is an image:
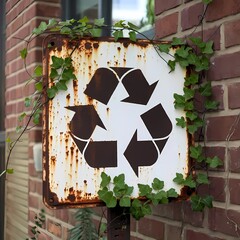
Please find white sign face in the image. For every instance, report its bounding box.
[43,36,189,207]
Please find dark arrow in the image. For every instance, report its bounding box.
[66,105,106,141]
[84,68,119,105]
[84,141,117,168]
[124,130,158,176]
[121,69,158,105]
[141,103,172,139]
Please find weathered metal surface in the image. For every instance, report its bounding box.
[42,35,190,208]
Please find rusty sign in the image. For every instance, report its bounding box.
[42,35,190,208]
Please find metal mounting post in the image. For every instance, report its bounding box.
[107,206,130,240]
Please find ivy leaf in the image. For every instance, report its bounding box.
[202,41,214,55]
[187,124,199,134]
[33,109,41,125]
[205,100,219,110]
[47,18,58,28]
[202,195,213,208]
[18,112,26,122]
[195,56,210,72]
[98,189,117,208]
[142,203,152,216]
[199,82,212,97]
[176,117,186,128]
[51,56,64,69]
[32,21,48,35]
[154,191,168,204]
[189,37,205,49]
[89,28,102,37]
[206,156,223,168]
[125,186,134,196]
[168,60,176,72]
[202,0,213,4]
[184,87,195,101]
[79,16,89,24]
[100,172,111,188]
[185,175,196,188]
[152,178,164,191]
[129,31,136,42]
[50,68,58,79]
[113,174,125,185]
[113,30,123,41]
[190,195,205,211]
[138,184,152,197]
[56,80,68,91]
[174,93,185,109]
[190,145,203,161]
[167,188,178,198]
[34,65,43,77]
[173,173,185,185]
[128,22,140,30]
[20,48,28,59]
[62,68,76,80]
[119,196,131,207]
[184,73,199,86]
[24,97,31,107]
[158,44,171,53]
[114,20,126,28]
[16,126,22,133]
[191,195,213,211]
[186,111,198,121]
[47,86,58,99]
[175,46,191,59]
[171,37,185,46]
[196,173,209,184]
[6,168,14,174]
[184,101,194,111]
[35,81,43,92]
[94,18,105,27]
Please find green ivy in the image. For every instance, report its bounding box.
[8,0,220,223]
[98,172,178,220]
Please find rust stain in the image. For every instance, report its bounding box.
[43,35,190,208]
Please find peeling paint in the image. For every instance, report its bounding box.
[42,35,190,208]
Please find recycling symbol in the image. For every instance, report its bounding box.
[66,67,172,176]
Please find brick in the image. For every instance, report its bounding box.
[153,201,182,221]
[155,0,181,15]
[54,209,69,222]
[38,233,53,240]
[29,179,36,192]
[166,225,182,240]
[47,219,62,238]
[206,115,240,141]
[206,0,240,22]
[138,217,164,239]
[229,147,240,173]
[155,13,178,39]
[29,162,38,177]
[181,2,204,31]
[29,194,39,208]
[225,19,240,47]
[208,52,240,81]
[198,177,226,202]
[211,85,224,110]
[228,82,240,109]
[229,178,240,205]
[209,207,240,237]
[186,229,225,240]
[182,201,203,227]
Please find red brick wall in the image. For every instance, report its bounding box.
[4,0,240,239]
[153,0,240,239]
